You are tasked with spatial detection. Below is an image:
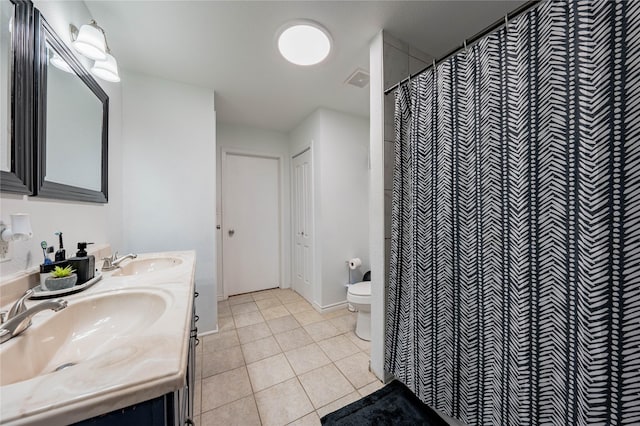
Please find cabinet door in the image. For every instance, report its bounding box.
[186,293,198,423]
[72,397,168,426]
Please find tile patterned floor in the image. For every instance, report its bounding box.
[194,288,383,426]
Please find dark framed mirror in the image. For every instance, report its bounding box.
[1,0,33,194]
[34,8,108,203]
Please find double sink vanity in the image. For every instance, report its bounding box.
[2,1,198,423]
[0,251,198,426]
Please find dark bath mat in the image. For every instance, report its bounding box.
[320,380,450,426]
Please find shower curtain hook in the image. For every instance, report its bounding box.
[463,40,467,52]
[504,14,509,27]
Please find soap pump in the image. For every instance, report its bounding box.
[67,242,95,285]
[54,232,65,262]
[76,241,93,257]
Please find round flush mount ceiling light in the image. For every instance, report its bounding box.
[277,21,332,66]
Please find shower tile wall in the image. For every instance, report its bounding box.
[382,32,433,281]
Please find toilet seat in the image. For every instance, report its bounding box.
[347,281,371,305]
[347,281,371,341]
[348,281,371,296]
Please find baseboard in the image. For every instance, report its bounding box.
[197,326,219,337]
[382,371,395,384]
[218,285,290,302]
[312,299,349,313]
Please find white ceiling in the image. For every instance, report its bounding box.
[85,1,526,133]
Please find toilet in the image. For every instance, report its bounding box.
[347,281,371,341]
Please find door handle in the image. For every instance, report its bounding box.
[228,229,235,236]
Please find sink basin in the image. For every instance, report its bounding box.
[0,290,169,386]
[111,257,183,277]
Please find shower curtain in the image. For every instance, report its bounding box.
[385,1,640,425]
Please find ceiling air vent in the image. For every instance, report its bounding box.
[345,68,370,88]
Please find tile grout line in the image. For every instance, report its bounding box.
[199,367,253,419]
[252,289,308,424]
[244,314,343,421]
[281,337,316,424]
[241,300,307,423]
[214,289,368,425]
[242,337,265,426]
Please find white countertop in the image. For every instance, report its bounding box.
[0,251,196,426]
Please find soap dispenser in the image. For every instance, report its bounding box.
[67,242,95,285]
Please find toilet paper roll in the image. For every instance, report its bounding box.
[348,258,362,270]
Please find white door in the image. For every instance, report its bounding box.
[292,149,313,303]
[222,152,280,296]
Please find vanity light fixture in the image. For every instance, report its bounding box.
[50,52,74,73]
[71,20,107,61]
[91,52,120,82]
[70,20,120,83]
[277,20,332,66]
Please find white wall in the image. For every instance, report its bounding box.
[216,123,291,299]
[0,0,123,279]
[121,71,217,333]
[368,31,386,381]
[317,109,369,307]
[290,108,369,310]
[289,112,321,158]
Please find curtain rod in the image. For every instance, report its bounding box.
[383,0,541,95]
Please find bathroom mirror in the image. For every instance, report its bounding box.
[34,8,108,203]
[0,0,34,194]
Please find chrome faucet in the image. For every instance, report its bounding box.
[0,298,68,344]
[8,289,33,320]
[113,253,137,267]
[102,252,138,271]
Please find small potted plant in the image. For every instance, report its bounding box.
[44,265,77,291]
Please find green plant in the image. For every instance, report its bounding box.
[50,265,75,278]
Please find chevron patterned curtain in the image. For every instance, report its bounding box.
[385,1,640,425]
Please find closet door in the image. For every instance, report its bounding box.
[292,149,313,303]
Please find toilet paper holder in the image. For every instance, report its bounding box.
[345,258,362,286]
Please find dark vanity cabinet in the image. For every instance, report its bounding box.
[187,292,199,423]
[75,291,198,426]
[166,290,198,425]
[175,290,199,425]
